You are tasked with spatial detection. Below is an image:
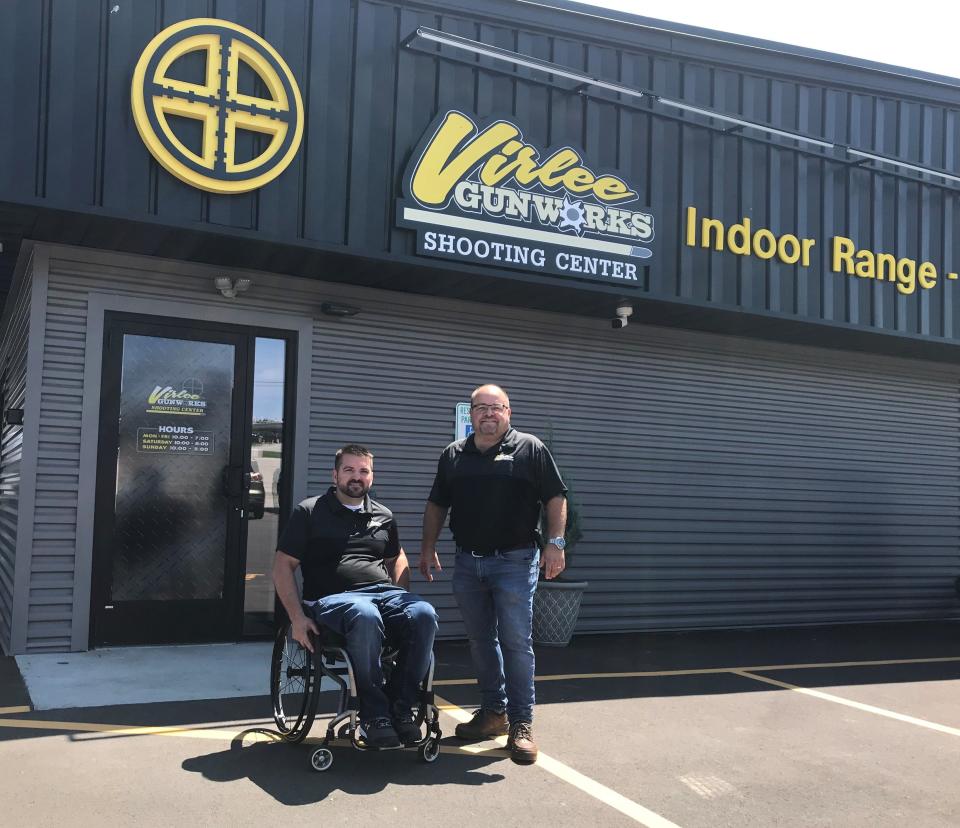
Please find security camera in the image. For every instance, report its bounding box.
[611,302,633,329]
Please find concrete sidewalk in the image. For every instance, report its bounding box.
[14,642,275,710]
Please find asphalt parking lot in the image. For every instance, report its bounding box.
[3,621,960,827]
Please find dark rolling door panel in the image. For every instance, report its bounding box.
[567,332,960,631]
[309,295,960,636]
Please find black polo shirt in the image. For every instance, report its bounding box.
[277,487,400,600]
[428,427,567,553]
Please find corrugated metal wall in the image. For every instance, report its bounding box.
[17,246,960,650]
[3,0,960,339]
[0,262,32,653]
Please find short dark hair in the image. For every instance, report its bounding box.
[335,444,374,469]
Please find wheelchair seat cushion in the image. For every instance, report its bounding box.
[315,625,347,649]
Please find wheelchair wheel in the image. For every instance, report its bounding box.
[310,747,334,772]
[270,625,320,743]
[418,737,440,763]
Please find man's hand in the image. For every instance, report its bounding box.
[541,544,566,580]
[290,614,321,653]
[419,548,442,581]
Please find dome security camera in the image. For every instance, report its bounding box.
[612,302,634,329]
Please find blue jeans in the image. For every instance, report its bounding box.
[452,547,539,723]
[306,584,438,722]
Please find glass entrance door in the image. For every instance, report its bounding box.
[91,315,294,646]
[243,337,289,636]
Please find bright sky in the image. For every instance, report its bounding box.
[564,1,960,81]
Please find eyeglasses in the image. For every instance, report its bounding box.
[471,403,508,414]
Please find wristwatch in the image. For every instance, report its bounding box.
[547,536,566,550]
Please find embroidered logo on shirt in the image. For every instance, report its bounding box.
[493,453,513,461]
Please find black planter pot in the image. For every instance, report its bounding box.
[532,579,588,647]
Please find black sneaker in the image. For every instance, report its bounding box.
[358,717,401,748]
[393,715,422,746]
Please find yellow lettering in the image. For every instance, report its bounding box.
[561,168,597,193]
[685,206,697,247]
[896,258,916,295]
[918,261,938,290]
[411,112,520,206]
[752,228,777,259]
[594,177,630,201]
[855,250,875,278]
[877,253,897,283]
[832,236,855,274]
[702,218,725,251]
[538,149,582,187]
[777,235,800,264]
[728,218,751,255]
[412,113,637,205]
[478,140,527,185]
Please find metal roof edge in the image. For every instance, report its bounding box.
[512,0,960,89]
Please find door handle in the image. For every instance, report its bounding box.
[221,464,243,502]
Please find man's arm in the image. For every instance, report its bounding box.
[387,548,411,589]
[272,550,320,651]
[541,495,568,580]
[419,501,449,581]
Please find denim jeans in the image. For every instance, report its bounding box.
[306,584,438,722]
[452,546,539,723]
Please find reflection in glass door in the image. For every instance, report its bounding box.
[92,319,248,645]
[243,337,288,636]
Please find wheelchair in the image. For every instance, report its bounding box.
[269,619,442,772]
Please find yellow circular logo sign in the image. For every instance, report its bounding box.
[131,18,304,194]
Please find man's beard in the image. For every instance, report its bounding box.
[338,480,369,498]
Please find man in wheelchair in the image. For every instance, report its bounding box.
[273,444,438,749]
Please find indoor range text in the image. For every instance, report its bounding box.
[686,206,955,296]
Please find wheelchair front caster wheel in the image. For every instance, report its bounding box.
[310,748,334,772]
[418,738,440,763]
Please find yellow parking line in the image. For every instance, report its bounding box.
[435,693,682,828]
[0,705,31,715]
[734,670,960,738]
[0,717,283,741]
[433,655,960,686]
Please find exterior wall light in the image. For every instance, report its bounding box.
[214,276,251,298]
[320,302,361,317]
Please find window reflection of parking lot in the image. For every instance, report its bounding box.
[245,441,283,634]
[251,442,282,510]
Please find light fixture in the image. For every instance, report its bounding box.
[214,276,252,298]
[320,301,361,318]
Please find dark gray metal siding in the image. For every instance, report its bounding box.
[13,244,960,650]
[0,260,32,653]
[3,0,960,342]
[309,285,960,633]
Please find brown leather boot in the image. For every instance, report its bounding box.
[455,708,509,740]
[507,721,538,764]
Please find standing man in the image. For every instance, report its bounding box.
[420,385,567,764]
[274,444,438,749]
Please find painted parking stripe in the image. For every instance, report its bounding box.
[435,693,682,828]
[0,705,31,715]
[0,717,276,740]
[431,655,960,686]
[733,670,960,738]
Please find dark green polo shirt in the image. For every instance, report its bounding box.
[428,428,567,553]
[278,488,400,600]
